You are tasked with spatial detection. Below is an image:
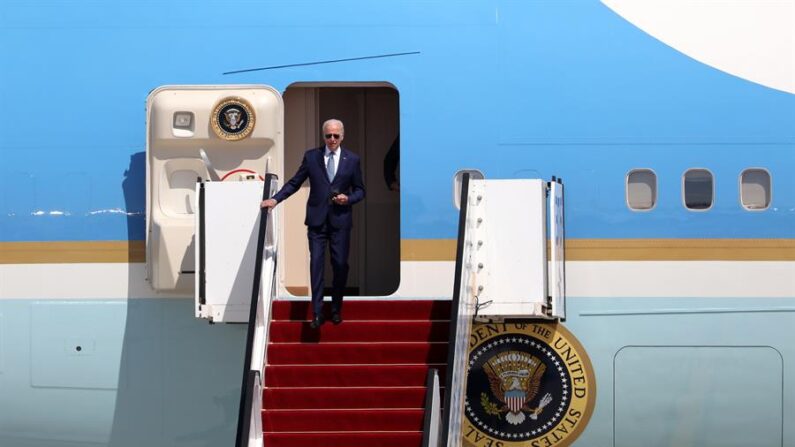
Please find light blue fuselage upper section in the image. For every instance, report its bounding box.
[1,1,793,242]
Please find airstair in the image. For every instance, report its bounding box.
[195,174,449,447]
[192,171,566,447]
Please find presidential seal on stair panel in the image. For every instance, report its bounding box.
[463,322,595,447]
[211,97,255,141]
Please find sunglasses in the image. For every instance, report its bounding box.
[324,133,341,139]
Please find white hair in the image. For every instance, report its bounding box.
[322,119,345,134]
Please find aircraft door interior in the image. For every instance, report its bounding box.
[282,84,400,297]
[146,85,283,293]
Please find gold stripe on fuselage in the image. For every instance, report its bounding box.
[400,238,795,261]
[0,239,793,264]
[0,241,146,264]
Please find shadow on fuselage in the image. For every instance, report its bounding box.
[104,151,247,447]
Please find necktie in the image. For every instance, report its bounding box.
[326,151,336,181]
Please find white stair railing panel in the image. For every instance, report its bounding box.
[442,175,478,447]
[549,178,566,319]
[473,179,548,318]
[231,174,279,447]
[196,180,272,323]
[421,369,442,447]
[248,375,264,447]
[253,186,279,378]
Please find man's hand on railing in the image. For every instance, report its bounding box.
[260,198,277,209]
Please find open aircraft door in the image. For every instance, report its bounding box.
[145,86,284,317]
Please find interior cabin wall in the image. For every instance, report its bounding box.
[282,87,317,296]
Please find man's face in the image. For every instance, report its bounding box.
[323,123,344,151]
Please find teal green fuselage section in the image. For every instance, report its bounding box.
[0,299,246,447]
[1,297,793,446]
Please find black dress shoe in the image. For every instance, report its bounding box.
[309,315,325,329]
[331,312,342,325]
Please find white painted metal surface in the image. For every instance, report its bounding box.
[466,180,490,314]
[445,178,478,447]
[550,180,566,319]
[474,179,549,317]
[424,370,442,447]
[196,181,265,323]
[602,0,795,95]
[7,260,795,300]
[253,178,279,371]
[249,377,264,447]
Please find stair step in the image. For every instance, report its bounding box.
[271,299,451,321]
[261,299,449,444]
[263,431,422,447]
[267,342,449,365]
[264,364,447,387]
[263,409,424,432]
[263,386,427,409]
[269,320,450,343]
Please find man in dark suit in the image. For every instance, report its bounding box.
[261,119,365,328]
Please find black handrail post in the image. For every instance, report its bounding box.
[234,173,277,447]
[439,172,471,447]
[198,180,206,305]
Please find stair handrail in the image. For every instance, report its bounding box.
[421,368,442,447]
[235,173,279,447]
[440,172,478,447]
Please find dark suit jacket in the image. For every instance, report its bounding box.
[273,147,365,229]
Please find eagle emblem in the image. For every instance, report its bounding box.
[223,107,244,130]
[482,351,553,425]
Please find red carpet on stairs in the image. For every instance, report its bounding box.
[262,299,450,447]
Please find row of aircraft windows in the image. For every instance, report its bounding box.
[626,168,772,211]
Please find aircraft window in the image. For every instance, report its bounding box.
[740,168,771,210]
[626,169,657,211]
[683,169,714,211]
